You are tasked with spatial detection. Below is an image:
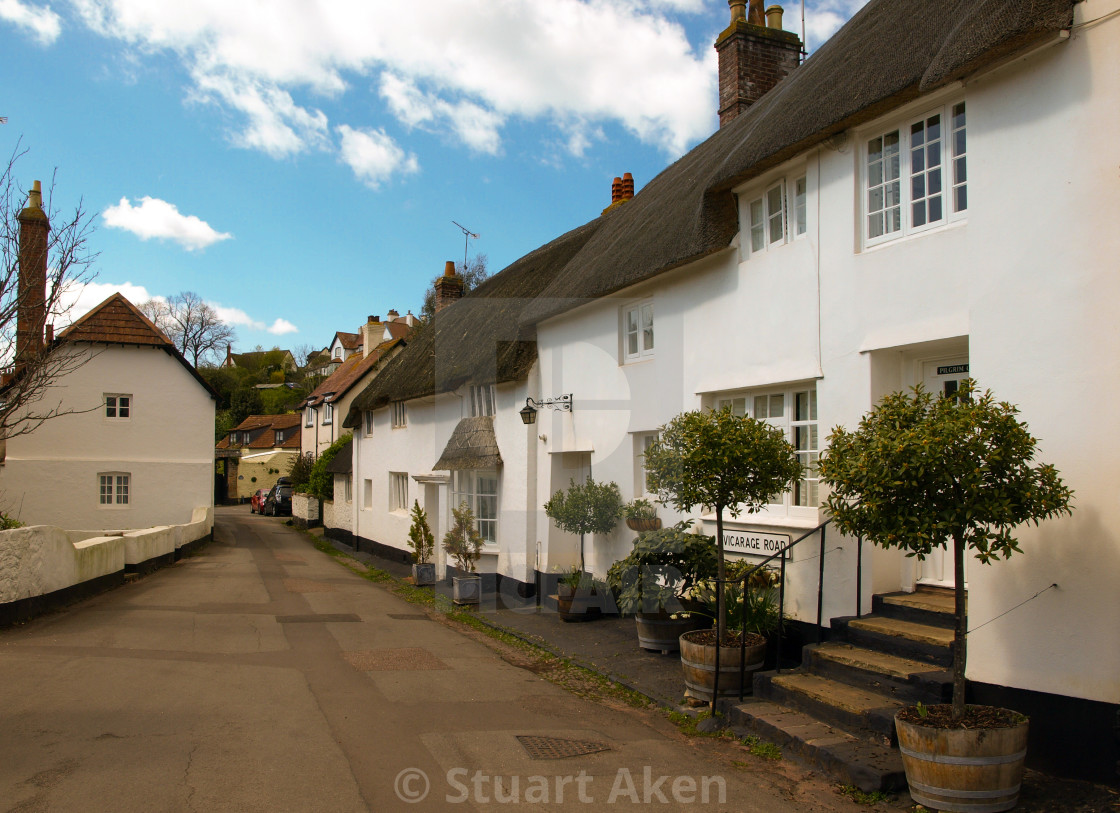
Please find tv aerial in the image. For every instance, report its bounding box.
[452,220,479,272]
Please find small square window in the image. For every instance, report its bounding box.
[105,394,131,419]
[98,472,130,506]
[390,472,409,511]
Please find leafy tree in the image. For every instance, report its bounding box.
[419,254,489,322]
[305,433,350,501]
[820,382,1074,721]
[287,451,314,492]
[644,408,801,642]
[139,291,235,366]
[407,500,435,565]
[544,477,623,575]
[0,144,99,443]
[443,501,483,573]
[229,387,263,426]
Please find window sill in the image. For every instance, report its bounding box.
[701,512,825,531]
[859,217,967,255]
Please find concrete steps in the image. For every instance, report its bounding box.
[723,587,957,792]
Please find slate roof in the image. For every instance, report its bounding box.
[433,417,503,470]
[344,217,603,421]
[520,0,1076,324]
[56,293,217,399]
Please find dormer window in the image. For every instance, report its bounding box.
[470,384,495,417]
[305,406,314,427]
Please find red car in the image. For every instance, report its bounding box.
[250,488,269,514]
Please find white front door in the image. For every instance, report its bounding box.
[916,356,970,588]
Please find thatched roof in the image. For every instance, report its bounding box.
[433,417,503,471]
[520,0,1074,324]
[344,218,603,422]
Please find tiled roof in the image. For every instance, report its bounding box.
[301,338,405,408]
[220,413,302,450]
[383,322,411,342]
[58,293,171,346]
[280,431,302,449]
[232,415,276,431]
[336,332,362,349]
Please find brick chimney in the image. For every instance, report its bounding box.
[715,0,801,127]
[361,314,382,358]
[434,260,464,313]
[16,181,49,373]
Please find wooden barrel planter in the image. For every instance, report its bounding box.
[679,629,766,701]
[895,711,1029,813]
[635,613,708,654]
[556,593,602,622]
[625,517,662,532]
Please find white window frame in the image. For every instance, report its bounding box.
[633,431,659,497]
[105,394,131,420]
[304,406,315,427]
[98,472,130,507]
[747,181,786,254]
[622,299,654,363]
[391,401,407,428]
[470,384,496,417]
[451,470,499,545]
[712,383,819,519]
[344,474,353,504]
[389,472,408,512]
[364,410,374,437]
[792,175,808,237]
[322,399,334,425]
[862,100,967,248]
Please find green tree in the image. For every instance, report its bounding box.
[443,501,483,573]
[407,500,435,565]
[644,408,801,642]
[287,452,314,492]
[305,434,350,501]
[544,477,623,575]
[820,382,1073,721]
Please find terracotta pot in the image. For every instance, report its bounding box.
[679,629,765,701]
[625,517,663,532]
[895,709,1028,813]
[635,612,708,653]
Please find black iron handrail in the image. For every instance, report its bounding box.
[707,517,865,707]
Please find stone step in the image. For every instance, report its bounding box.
[723,699,907,793]
[754,671,905,743]
[832,615,954,667]
[873,588,961,629]
[804,642,952,705]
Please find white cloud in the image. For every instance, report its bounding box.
[336,125,419,189]
[102,196,232,251]
[212,305,298,336]
[53,280,156,326]
[0,0,61,45]
[805,0,870,49]
[72,0,718,157]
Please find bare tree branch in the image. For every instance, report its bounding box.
[139,290,236,367]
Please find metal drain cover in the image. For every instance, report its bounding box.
[516,736,611,760]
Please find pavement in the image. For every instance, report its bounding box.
[0,506,869,813]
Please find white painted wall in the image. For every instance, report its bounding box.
[0,344,215,530]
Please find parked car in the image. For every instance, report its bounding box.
[263,483,293,516]
[250,488,269,514]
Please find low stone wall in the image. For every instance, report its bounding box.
[291,493,320,530]
[0,506,213,624]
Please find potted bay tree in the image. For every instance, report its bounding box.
[544,478,623,621]
[644,407,801,703]
[442,501,484,605]
[821,382,1073,813]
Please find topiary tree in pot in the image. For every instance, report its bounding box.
[821,382,1073,811]
[407,500,436,586]
[442,501,484,605]
[544,477,624,576]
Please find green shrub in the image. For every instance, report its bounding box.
[305,434,351,500]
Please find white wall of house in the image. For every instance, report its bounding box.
[0,344,215,530]
[534,17,1119,705]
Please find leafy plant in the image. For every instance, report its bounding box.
[820,381,1074,721]
[407,500,435,564]
[694,561,782,636]
[442,501,484,573]
[306,434,350,500]
[606,523,717,615]
[645,408,801,642]
[287,451,315,492]
[0,513,23,530]
[544,477,624,573]
[624,498,659,520]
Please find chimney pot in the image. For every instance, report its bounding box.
[611,176,623,204]
[387,309,399,319]
[765,4,783,29]
[368,315,376,323]
[716,0,801,127]
[621,173,635,200]
[729,0,746,22]
[444,260,457,277]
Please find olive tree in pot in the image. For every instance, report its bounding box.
[821,382,1073,813]
[407,500,436,586]
[644,408,801,703]
[606,523,716,653]
[544,477,624,577]
[442,501,484,605]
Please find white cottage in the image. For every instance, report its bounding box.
[345,0,1118,784]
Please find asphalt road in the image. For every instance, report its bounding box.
[0,507,860,812]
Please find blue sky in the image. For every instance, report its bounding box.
[1,0,864,361]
